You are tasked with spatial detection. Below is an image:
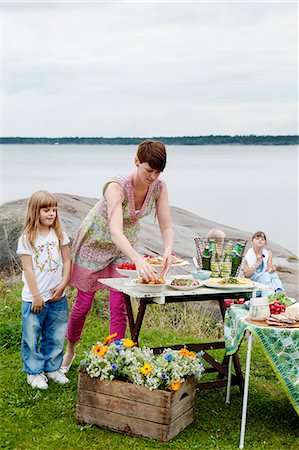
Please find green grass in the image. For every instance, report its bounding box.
[0,278,298,450]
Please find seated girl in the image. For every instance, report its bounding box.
[243,231,283,292]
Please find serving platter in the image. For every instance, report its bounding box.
[204,277,255,290]
[245,317,299,328]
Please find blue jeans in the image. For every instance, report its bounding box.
[250,271,283,296]
[21,296,68,374]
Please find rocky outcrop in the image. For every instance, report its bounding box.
[1,193,298,299]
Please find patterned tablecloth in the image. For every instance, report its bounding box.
[224,305,299,415]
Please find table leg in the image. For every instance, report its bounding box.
[225,355,233,404]
[124,295,147,344]
[239,332,253,449]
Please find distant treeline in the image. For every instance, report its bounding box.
[1,135,298,145]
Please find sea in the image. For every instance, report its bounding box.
[1,144,298,255]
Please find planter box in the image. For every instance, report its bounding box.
[76,370,196,441]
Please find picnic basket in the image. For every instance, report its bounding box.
[194,237,248,277]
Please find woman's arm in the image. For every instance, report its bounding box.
[105,183,157,280]
[156,184,174,277]
[21,254,45,314]
[50,245,72,301]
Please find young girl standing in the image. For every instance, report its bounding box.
[17,191,72,389]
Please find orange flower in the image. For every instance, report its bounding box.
[123,338,136,348]
[179,348,189,357]
[171,380,181,391]
[140,363,153,375]
[92,344,108,357]
[103,333,117,344]
[179,348,196,359]
[92,344,102,356]
[99,346,109,357]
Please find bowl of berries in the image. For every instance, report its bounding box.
[116,262,137,278]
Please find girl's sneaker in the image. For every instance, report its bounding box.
[45,369,69,385]
[27,373,48,389]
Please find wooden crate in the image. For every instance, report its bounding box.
[76,370,196,441]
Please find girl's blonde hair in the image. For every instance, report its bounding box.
[207,228,225,244]
[22,191,63,249]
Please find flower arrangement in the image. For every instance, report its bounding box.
[82,334,205,391]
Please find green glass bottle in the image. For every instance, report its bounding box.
[202,244,211,270]
[221,241,233,278]
[231,242,245,277]
[211,245,220,278]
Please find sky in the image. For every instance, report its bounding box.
[1,1,298,137]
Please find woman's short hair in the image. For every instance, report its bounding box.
[137,140,167,172]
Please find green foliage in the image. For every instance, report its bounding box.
[1,135,298,145]
[0,278,298,449]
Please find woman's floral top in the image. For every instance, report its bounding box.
[69,173,163,292]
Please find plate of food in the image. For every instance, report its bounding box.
[204,277,255,290]
[133,277,167,293]
[144,253,188,267]
[116,262,137,278]
[169,277,202,291]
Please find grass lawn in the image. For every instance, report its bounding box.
[0,278,298,449]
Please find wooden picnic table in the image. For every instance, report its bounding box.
[101,278,268,392]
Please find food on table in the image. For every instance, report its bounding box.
[171,278,199,287]
[205,277,253,289]
[267,291,294,307]
[137,277,166,285]
[266,313,299,327]
[117,262,136,270]
[269,301,286,315]
[144,253,183,265]
[218,277,242,285]
[285,303,299,320]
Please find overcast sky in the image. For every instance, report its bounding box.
[2,1,298,137]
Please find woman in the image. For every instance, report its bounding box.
[62,140,174,372]
[243,231,283,292]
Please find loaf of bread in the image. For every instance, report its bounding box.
[285,302,299,320]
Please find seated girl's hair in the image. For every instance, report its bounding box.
[252,231,267,242]
[23,190,63,249]
[137,140,167,172]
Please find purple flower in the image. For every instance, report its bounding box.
[112,364,117,371]
[161,373,168,379]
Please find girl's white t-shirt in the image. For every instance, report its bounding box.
[17,229,70,302]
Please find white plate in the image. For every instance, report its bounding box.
[170,282,202,291]
[123,280,136,287]
[132,279,167,293]
[204,277,255,290]
[116,267,138,278]
[169,276,202,291]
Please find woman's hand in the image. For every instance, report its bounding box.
[268,266,276,273]
[159,252,173,278]
[134,256,157,281]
